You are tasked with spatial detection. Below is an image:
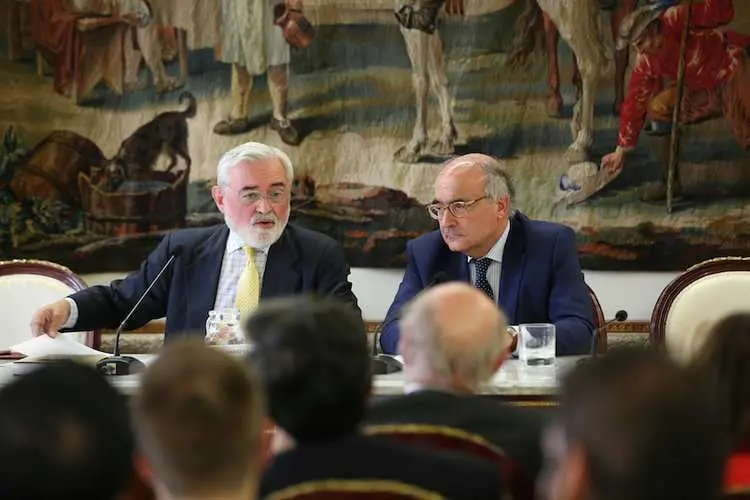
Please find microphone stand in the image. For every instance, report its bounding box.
[591,310,628,357]
[96,249,181,376]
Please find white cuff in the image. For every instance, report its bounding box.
[62,298,79,329]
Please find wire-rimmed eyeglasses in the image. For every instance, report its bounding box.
[426,196,487,219]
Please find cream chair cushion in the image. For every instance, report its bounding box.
[665,271,750,364]
[0,273,86,349]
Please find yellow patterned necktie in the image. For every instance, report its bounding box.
[234,246,260,317]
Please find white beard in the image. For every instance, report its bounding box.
[225,210,289,248]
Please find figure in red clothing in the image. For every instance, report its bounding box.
[600,0,750,201]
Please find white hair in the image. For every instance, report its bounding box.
[216,142,294,188]
[479,159,514,212]
[399,296,509,391]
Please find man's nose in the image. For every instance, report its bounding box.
[439,209,457,226]
[256,197,272,213]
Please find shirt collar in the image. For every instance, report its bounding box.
[466,219,510,264]
[226,229,270,255]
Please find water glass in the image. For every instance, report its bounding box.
[518,323,556,366]
[205,308,243,345]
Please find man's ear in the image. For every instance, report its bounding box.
[496,194,510,220]
[211,185,226,213]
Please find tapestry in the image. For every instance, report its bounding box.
[0,0,748,273]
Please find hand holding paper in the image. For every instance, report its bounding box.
[29,299,71,337]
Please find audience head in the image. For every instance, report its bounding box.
[540,347,727,500]
[692,313,750,450]
[0,360,135,500]
[212,141,293,248]
[132,341,264,498]
[398,282,510,392]
[428,153,514,258]
[246,296,370,444]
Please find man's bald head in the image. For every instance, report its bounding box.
[431,154,514,258]
[437,154,514,206]
[397,283,510,392]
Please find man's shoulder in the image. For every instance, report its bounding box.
[369,390,521,422]
[262,435,500,498]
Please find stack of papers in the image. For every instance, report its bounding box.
[10,334,109,358]
[8,335,111,376]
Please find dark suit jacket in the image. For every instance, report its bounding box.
[260,434,503,500]
[366,390,548,481]
[64,223,360,340]
[379,212,593,355]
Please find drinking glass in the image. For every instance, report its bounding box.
[518,323,556,366]
[205,308,243,345]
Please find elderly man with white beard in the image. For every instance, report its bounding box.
[31,141,360,342]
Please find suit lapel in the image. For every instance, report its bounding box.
[445,250,470,283]
[185,225,229,330]
[261,226,302,298]
[499,213,527,322]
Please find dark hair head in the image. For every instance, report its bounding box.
[246,295,370,443]
[558,347,727,500]
[0,360,135,500]
[692,313,750,450]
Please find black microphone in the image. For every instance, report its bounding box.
[430,271,449,286]
[96,246,183,376]
[591,309,628,356]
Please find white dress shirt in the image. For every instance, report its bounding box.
[63,229,269,329]
[212,230,269,310]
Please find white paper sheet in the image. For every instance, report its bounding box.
[10,334,108,358]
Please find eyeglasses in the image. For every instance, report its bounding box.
[426,196,487,219]
[240,189,288,205]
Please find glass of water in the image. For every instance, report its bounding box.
[205,308,243,345]
[518,323,556,366]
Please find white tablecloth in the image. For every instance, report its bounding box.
[0,355,582,397]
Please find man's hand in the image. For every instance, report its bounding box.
[30,300,71,337]
[601,149,625,175]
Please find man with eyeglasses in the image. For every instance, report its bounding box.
[30,141,360,342]
[378,153,593,356]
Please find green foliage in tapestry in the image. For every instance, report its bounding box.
[0,128,83,252]
[0,126,25,183]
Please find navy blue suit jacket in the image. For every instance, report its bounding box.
[63,223,360,340]
[379,212,593,356]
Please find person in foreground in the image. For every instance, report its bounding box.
[367,282,547,482]
[691,313,750,491]
[0,361,135,500]
[379,153,593,356]
[539,347,727,500]
[246,296,504,499]
[131,341,264,500]
[30,141,359,341]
